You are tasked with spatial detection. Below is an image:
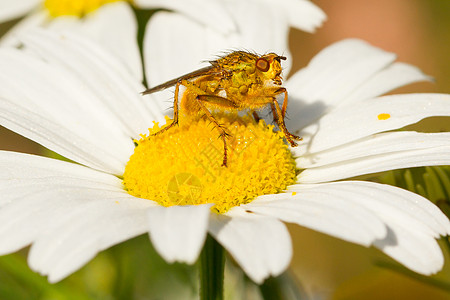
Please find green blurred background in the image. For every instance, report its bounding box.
[0,0,449,299]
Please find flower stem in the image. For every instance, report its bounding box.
[260,276,283,300]
[259,271,308,300]
[199,235,225,300]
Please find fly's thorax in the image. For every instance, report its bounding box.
[224,67,261,98]
[217,51,259,68]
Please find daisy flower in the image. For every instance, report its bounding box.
[1,30,450,287]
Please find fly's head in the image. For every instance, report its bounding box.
[255,53,286,86]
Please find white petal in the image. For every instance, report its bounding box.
[135,0,235,34]
[297,131,450,169]
[143,11,227,108]
[298,93,450,154]
[224,0,294,76]
[27,196,154,283]
[209,207,292,284]
[222,0,291,57]
[41,4,141,79]
[245,191,387,247]
[285,39,396,129]
[0,10,48,46]
[0,187,130,255]
[334,181,448,274]
[276,0,326,33]
[299,143,450,183]
[143,12,208,84]
[289,181,449,274]
[144,11,225,86]
[374,226,444,275]
[301,181,450,237]
[137,0,325,36]
[0,0,40,22]
[75,2,142,81]
[342,62,432,106]
[0,151,133,255]
[147,204,212,264]
[0,96,128,175]
[21,30,163,132]
[0,151,156,282]
[0,150,122,194]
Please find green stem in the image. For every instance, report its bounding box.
[199,235,225,300]
[259,271,308,300]
[260,276,283,300]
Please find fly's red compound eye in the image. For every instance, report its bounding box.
[256,58,270,72]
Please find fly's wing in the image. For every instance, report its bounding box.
[142,65,219,95]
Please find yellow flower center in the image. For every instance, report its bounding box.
[123,115,298,214]
[44,0,130,17]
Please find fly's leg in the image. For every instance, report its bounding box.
[270,102,278,123]
[150,81,181,136]
[270,93,302,147]
[275,88,295,128]
[196,94,237,167]
[245,90,301,147]
[280,88,288,119]
[252,111,261,123]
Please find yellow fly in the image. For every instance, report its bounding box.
[142,51,301,166]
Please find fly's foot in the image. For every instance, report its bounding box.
[150,121,178,136]
[285,131,302,147]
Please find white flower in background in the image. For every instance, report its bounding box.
[141,0,326,103]
[0,0,326,83]
[0,0,144,79]
[1,30,450,285]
